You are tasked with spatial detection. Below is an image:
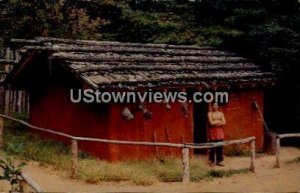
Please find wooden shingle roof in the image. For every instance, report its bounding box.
[10,37,274,89]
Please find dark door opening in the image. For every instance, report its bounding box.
[193,102,208,154]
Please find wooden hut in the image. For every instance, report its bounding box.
[6,37,274,161]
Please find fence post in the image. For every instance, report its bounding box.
[15,50,20,62]
[275,138,280,168]
[20,173,43,192]
[250,140,255,172]
[19,179,30,193]
[182,147,190,183]
[17,91,22,113]
[71,139,78,178]
[4,89,10,115]
[5,47,11,60]
[0,117,3,148]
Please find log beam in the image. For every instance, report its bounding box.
[182,147,190,183]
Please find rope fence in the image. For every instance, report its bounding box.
[0,114,256,183]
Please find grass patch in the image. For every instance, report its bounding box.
[3,123,72,171]
[286,157,300,164]
[226,147,251,157]
[206,168,250,178]
[1,115,252,185]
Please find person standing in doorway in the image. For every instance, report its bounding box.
[207,102,226,166]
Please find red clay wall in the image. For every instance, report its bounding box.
[221,89,264,150]
[29,86,194,161]
[29,85,264,161]
[29,85,111,159]
[107,102,193,161]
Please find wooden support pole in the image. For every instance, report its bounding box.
[19,180,30,193]
[153,131,159,157]
[165,128,174,157]
[26,93,30,114]
[4,89,10,115]
[15,50,20,62]
[250,140,255,172]
[20,173,43,192]
[10,50,14,61]
[12,91,17,113]
[21,91,26,111]
[71,139,78,178]
[4,64,10,73]
[182,147,190,183]
[275,138,281,168]
[9,90,13,116]
[5,47,10,60]
[17,91,22,113]
[0,117,3,149]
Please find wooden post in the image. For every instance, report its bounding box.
[19,180,30,193]
[275,138,281,168]
[9,90,13,116]
[4,89,10,115]
[17,91,22,113]
[26,93,30,114]
[165,128,174,157]
[12,91,17,113]
[71,139,78,178]
[5,47,10,60]
[0,117,3,148]
[153,131,159,157]
[4,64,10,73]
[20,173,43,192]
[21,91,26,111]
[15,50,20,62]
[250,140,255,172]
[182,147,190,183]
[10,50,14,61]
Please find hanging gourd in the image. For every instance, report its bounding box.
[179,88,189,117]
[138,103,152,120]
[121,107,134,121]
[180,102,189,117]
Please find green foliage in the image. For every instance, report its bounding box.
[226,149,251,157]
[1,0,105,41]
[4,112,29,130]
[1,0,299,133]
[207,168,250,178]
[0,157,26,192]
[1,0,299,82]
[3,125,72,170]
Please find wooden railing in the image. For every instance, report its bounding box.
[0,114,256,183]
[19,173,43,193]
[275,133,300,168]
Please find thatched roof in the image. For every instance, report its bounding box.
[9,37,274,89]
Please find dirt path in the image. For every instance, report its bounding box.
[1,147,300,192]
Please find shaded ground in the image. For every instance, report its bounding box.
[1,147,300,192]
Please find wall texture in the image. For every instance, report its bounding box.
[29,85,194,161]
[29,85,264,161]
[222,90,264,152]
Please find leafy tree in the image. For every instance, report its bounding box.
[0,0,105,43]
[0,0,299,132]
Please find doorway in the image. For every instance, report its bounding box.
[193,102,208,154]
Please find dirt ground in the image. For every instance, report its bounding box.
[1,147,300,192]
